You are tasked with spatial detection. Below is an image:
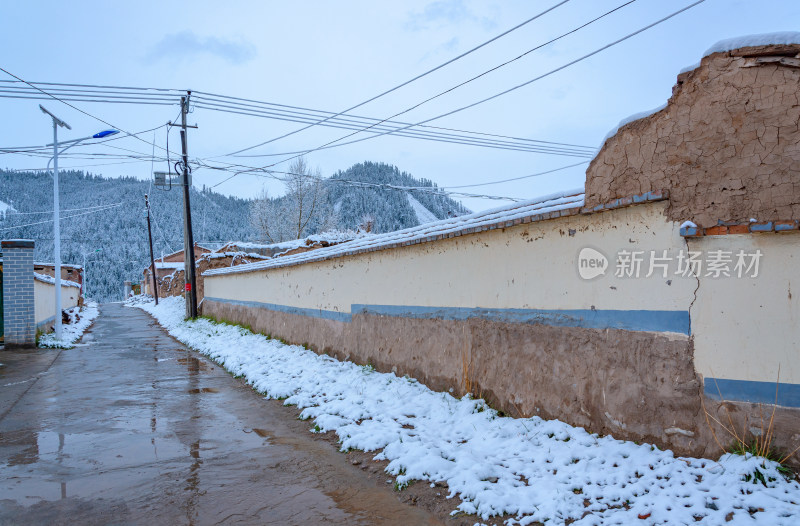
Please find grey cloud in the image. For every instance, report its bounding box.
[146,31,257,65]
[406,0,496,31]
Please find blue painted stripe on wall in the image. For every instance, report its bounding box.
[206,297,689,334]
[704,378,800,408]
[204,297,352,322]
[352,305,690,335]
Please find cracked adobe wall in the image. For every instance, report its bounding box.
[585,44,800,227]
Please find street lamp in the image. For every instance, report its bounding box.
[40,104,118,339]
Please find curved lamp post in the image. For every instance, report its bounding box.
[40,104,118,339]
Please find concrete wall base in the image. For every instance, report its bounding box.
[201,298,800,467]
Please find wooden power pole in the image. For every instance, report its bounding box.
[145,194,159,306]
[180,93,198,318]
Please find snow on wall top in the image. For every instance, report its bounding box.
[201,251,270,260]
[600,103,668,147]
[204,189,585,278]
[34,262,83,270]
[603,33,800,148]
[34,272,81,289]
[222,231,370,253]
[704,31,800,56]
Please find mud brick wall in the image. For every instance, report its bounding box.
[156,253,266,301]
[585,44,800,227]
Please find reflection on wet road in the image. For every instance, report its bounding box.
[0,303,439,525]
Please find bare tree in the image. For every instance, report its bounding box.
[249,157,336,243]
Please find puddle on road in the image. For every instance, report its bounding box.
[247,428,317,449]
[187,387,219,394]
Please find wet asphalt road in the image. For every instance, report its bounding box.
[0,303,439,525]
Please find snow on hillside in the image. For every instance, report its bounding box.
[0,199,16,219]
[407,193,439,224]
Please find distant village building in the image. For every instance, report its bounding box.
[141,243,212,297]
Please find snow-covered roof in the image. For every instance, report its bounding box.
[34,262,83,270]
[202,251,270,260]
[155,261,185,269]
[220,231,368,253]
[160,244,214,260]
[205,189,584,278]
[34,272,81,289]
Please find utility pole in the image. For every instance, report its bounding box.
[180,93,198,318]
[145,194,159,306]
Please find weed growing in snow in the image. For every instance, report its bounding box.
[130,296,800,525]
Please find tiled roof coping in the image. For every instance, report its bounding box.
[204,189,672,278]
[681,220,799,237]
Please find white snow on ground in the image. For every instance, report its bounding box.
[206,189,585,277]
[38,302,99,348]
[407,193,440,224]
[132,296,799,525]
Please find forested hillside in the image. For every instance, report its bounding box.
[0,169,252,302]
[328,162,470,233]
[0,163,468,302]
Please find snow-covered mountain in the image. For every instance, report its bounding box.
[326,162,469,232]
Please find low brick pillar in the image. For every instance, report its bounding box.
[2,239,35,348]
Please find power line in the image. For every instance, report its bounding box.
[0,203,124,231]
[193,100,594,157]
[217,0,571,158]
[5,202,124,215]
[0,84,595,157]
[0,122,169,155]
[0,79,183,92]
[224,0,702,183]
[0,67,183,158]
[0,79,595,153]
[201,161,527,202]
[9,158,155,171]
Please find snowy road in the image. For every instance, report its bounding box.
[0,303,439,525]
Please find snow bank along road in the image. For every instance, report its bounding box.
[133,296,800,526]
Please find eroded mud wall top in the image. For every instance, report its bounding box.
[585,44,800,227]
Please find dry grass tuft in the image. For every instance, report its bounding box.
[702,367,799,471]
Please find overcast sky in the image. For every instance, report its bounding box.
[2,0,798,212]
